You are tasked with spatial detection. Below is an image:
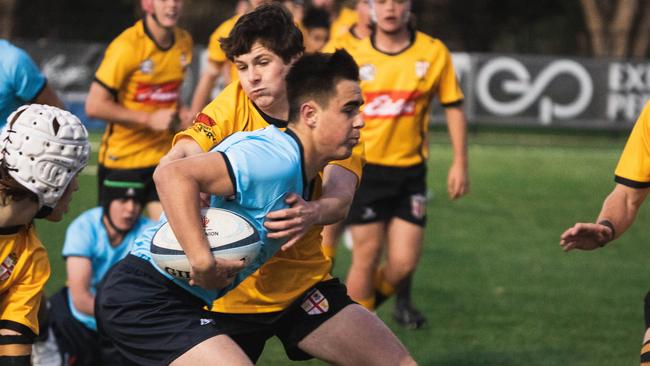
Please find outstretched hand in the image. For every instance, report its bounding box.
[264,193,320,251]
[559,223,613,252]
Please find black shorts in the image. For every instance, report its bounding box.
[95,255,225,366]
[347,163,427,226]
[97,165,159,205]
[46,287,128,366]
[210,278,355,362]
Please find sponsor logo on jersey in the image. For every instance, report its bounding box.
[410,193,427,219]
[0,253,18,281]
[134,81,181,105]
[195,113,216,127]
[362,91,422,118]
[359,64,376,81]
[415,61,430,79]
[191,124,218,143]
[200,318,215,326]
[140,59,154,74]
[301,289,329,315]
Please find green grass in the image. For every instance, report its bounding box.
[38,129,648,365]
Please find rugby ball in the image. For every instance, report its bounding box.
[151,208,262,281]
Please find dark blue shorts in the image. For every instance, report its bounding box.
[95,255,225,366]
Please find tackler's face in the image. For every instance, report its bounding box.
[151,0,183,28]
[235,41,292,113]
[108,198,143,233]
[315,79,364,161]
[372,0,411,34]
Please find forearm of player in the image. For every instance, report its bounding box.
[596,184,650,244]
[33,84,65,109]
[66,257,95,316]
[159,137,205,167]
[318,164,358,224]
[85,83,150,128]
[444,106,469,166]
[189,61,222,118]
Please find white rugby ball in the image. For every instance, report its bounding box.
[151,208,262,281]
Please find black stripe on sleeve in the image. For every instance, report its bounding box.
[614,175,650,188]
[93,77,118,100]
[0,320,36,341]
[219,151,237,193]
[441,99,464,108]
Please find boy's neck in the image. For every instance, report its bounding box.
[374,26,410,54]
[145,15,174,49]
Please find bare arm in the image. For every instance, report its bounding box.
[153,151,244,290]
[85,82,176,132]
[158,136,205,167]
[265,164,358,250]
[560,183,650,251]
[444,106,470,199]
[189,60,224,120]
[33,84,65,109]
[66,256,95,316]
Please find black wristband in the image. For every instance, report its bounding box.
[597,220,616,244]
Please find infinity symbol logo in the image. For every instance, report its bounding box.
[476,57,593,124]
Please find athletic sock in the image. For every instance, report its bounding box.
[321,245,337,260]
[356,296,376,311]
[395,274,414,308]
[641,340,650,365]
[374,268,396,308]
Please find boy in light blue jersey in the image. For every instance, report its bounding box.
[32,171,153,366]
[0,40,64,127]
[95,50,364,365]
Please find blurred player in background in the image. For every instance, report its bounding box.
[310,0,358,40]
[320,0,371,263]
[302,6,331,53]
[32,171,152,366]
[189,0,271,118]
[85,0,192,221]
[0,40,64,129]
[161,5,415,364]
[0,104,89,365]
[344,0,469,329]
[560,100,650,366]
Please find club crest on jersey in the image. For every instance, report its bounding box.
[359,64,376,81]
[415,61,430,79]
[301,289,329,315]
[0,253,18,281]
[140,59,154,74]
[410,194,426,219]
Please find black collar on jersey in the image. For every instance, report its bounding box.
[142,16,176,52]
[349,24,363,40]
[0,225,22,235]
[370,26,416,56]
[253,104,288,128]
[284,128,314,200]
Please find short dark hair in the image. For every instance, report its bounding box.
[220,4,304,63]
[286,49,360,122]
[302,7,330,31]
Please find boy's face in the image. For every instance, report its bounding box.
[108,198,143,233]
[234,41,292,113]
[314,79,364,160]
[151,0,183,28]
[305,28,329,53]
[357,0,371,28]
[373,0,410,34]
[46,176,79,222]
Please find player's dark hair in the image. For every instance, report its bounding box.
[302,7,331,31]
[220,3,304,63]
[0,110,38,205]
[286,49,359,123]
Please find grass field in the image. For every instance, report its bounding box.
[37,128,649,365]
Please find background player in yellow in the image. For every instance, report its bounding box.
[301,6,331,53]
[160,5,416,364]
[0,104,89,365]
[85,0,192,221]
[343,0,470,329]
[311,0,358,40]
[560,99,650,366]
[189,0,272,119]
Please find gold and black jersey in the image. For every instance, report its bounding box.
[96,19,193,169]
[0,225,50,337]
[615,101,650,187]
[330,7,358,41]
[175,82,364,312]
[322,24,364,54]
[347,31,464,167]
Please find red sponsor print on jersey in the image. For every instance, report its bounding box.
[134,81,181,105]
[195,113,216,127]
[362,91,423,118]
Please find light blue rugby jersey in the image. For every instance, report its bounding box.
[131,126,310,306]
[62,207,154,330]
[0,40,47,128]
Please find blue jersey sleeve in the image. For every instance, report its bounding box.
[62,212,97,258]
[7,45,46,102]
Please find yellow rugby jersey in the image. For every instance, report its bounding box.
[0,225,50,337]
[615,101,650,187]
[330,7,358,41]
[175,82,364,312]
[96,19,193,169]
[207,15,239,84]
[322,25,364,54]
[348,32,464,167]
